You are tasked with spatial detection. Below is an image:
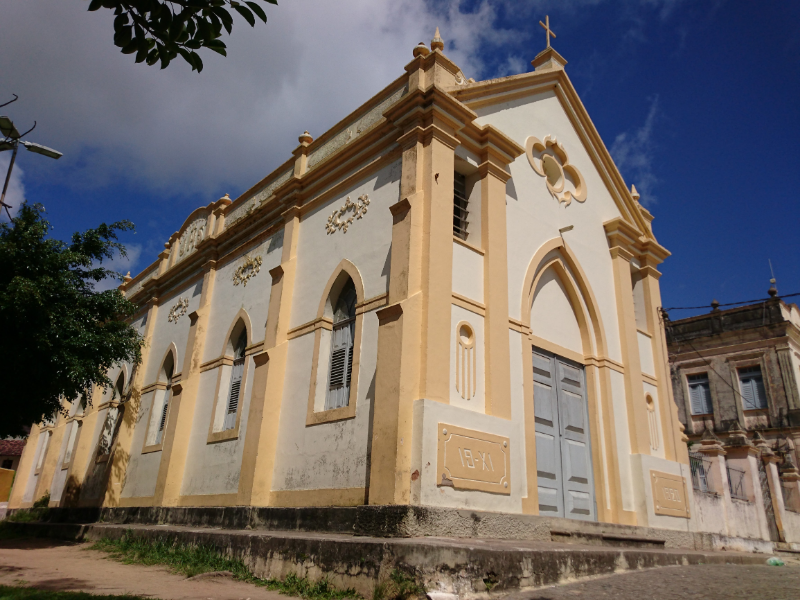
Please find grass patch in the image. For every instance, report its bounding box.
[91,533,363,600]
[372,570,424,600]
[0,585,151,599]
[5,505,50,524]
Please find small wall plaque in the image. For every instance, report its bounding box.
[651,470,690,518]
[437,423,510,494]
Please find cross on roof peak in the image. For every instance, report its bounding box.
[539,15,556,49]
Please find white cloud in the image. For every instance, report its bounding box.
[0,0,508,201]
[0,153,26,220]
[610,95,660,205]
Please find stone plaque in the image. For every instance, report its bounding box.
[651,470,690,518]
[437,424,510,494]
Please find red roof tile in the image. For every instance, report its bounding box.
[0,440,26,456]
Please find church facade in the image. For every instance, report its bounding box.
[10,33,694,531]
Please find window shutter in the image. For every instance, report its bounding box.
[740,378,757,410]
[224,357,245,430]
[326,321,354,410]
[753,376,767,409]
[689,383,703,415]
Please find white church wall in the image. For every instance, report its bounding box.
[145,280,202,385]
[637,331,656,377]
[529,267,582,355]
[448,304,485,413]
[270,310,380,493]
[609,369,635,512]
[451,241,483,303]
[202,232,282,363]
[412,398,524,513]
[180,360,254,496]
[630,453,694,531]
[120,389,160,499]
[643,381,666,460]
[474,90,625,364]
[289,160,400,329]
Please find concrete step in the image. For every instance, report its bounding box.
[6,521,770,598]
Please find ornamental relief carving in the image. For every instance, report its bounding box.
[325,194,370,235]
[178,218,207,258]
[167,297,189,323]
[232,255,262,287]
[525,135,587,206]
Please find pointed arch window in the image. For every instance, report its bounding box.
[223,330,247,430]
[325,279,357,410]
[155,358,174,445]
[99,373,125,456]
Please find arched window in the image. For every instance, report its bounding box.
[326,279,357,410]
[223,329,247,430]
[99,373,125,456]
[155,355,174,445]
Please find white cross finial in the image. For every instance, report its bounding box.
[539,15,556,49]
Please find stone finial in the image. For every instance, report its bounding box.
[431,27,444,52]
[697,428,725,455]
[123,271,132,283]
[711,299,720,312]
[768,284,778,298]
[726,420,752,447]
[630,184,640,202]
[753,430,769,448]
[299,131,313,145]
[413,42,430,58]
[782,453,800,478]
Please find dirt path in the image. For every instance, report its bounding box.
[0,538,287,600]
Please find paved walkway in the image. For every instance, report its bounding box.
[505,563,800,600]
[0,537,285,600]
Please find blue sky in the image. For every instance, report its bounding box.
[1,0,798,317]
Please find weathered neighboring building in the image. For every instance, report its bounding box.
[0,439,25,472]
[667,290,800,464]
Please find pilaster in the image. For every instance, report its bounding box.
[776,346,800,411]
[605,219,650,456]
[240,204,301,506]
[153,260,217,506]
[103,299,160,506]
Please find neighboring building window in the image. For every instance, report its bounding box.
[325,279,357,410]
[2,460,12,469]
[155,360,174,445]
[687,373,713,415]
[453,171,469,240]
[739,365,767,410]
[223,330,247,431]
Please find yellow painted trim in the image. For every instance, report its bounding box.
[529,334,585,366]
[117,495,156,508]
[287,316,333,340]
[452,293,486,316]
[269,487,366,507]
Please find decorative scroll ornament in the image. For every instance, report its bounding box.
[525,135,587,206]
[167,297,189,323]
[325,194,370,234]
[232,255,262,287]
[178,219,206,258]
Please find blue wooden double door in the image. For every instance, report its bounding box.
[532,348,596,521]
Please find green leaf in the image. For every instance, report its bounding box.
[184,39,202,49]
[87,0,104,11]
[120,37,139,55]
[233,4,255,26]
[114,26,133,48]
[245,1,267,23]
[206,39,227,56]
[146,48,159,66]
[262,0,278,4]
[212,7,233,34]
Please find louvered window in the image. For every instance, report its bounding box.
[155,362,174,445]
[325,280,357,410]
[453,172,469,240]
[223,331,247,430]
[687,373,713,415]
[739,365,767,410]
